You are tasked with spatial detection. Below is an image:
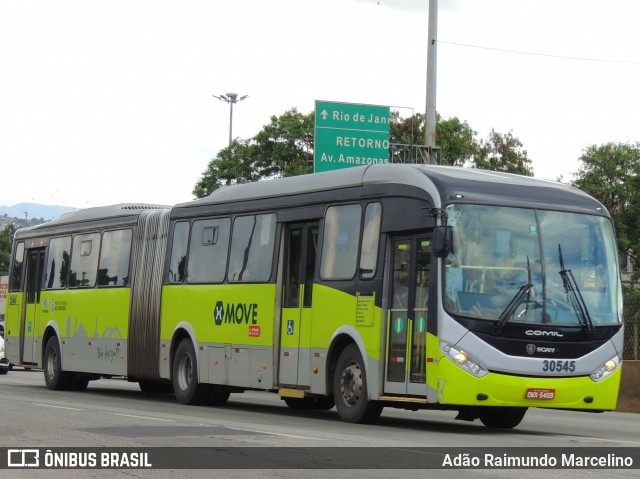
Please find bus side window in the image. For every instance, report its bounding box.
[359,202,381,279]
[188,218,230,284]
[46,236,71,289]
[98,229,132,287]
[69,233,101,288]
[9,242,25,292]
[228,213,276,283]
[320,204,362,280]
[168,222,190,284]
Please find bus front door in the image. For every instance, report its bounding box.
[384,235,431,396]
[279,222,318,387]
[21,248,46,364]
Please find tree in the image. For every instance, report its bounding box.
[473,129,533,176]
[194,107,533,198]
[436,115,477,168]
[193,139,259,198]
[253,108,314,179]
[193,109,313,198]
[0,224,18,275]
[571,142,640,271]
[389,112,477,167]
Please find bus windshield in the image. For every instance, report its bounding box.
[444,204,622,326]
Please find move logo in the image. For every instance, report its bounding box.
[214,300,259,326]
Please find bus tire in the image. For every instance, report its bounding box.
[71,375,90,391]
[333,344,383,424]
[478,407,527,429]
[208,386,231,406]
[172,339,211,405]
[139,380,173,394]
[43,336,74,391]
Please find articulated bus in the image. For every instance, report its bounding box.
[5,164,623,428]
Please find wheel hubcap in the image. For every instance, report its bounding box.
[46,349,56,380]
[177,354,192,391]
[339,363,362,407]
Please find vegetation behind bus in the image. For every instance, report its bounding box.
[192,109,533,198]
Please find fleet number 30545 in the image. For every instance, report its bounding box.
[542,360,576,372]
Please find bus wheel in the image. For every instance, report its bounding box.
[71,375,90,391]
[333,344,383,424]
[172,339,211,405]
[208,386,231,406]
[43,337,74,391]
[478,407,527,429]
[139,380,173,394]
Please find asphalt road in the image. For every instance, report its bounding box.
[0,368,638,479]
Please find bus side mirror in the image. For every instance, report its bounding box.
[432,226,451,258]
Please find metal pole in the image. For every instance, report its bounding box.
[228,98,235,146]
[213,93,248,147]
[425,0,438,164]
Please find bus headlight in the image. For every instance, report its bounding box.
[589,356,620,382]
[440,342,488,378]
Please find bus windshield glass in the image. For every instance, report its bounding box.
[444,204,621,326]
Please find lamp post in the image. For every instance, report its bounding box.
[213,93,248,146]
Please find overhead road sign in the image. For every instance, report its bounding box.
[314,100,390,173]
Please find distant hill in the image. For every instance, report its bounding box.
[0,203,77,221]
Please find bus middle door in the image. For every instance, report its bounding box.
[384,235,431,396]
[279,223,318,387]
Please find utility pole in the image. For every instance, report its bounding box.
[213,93,248,146]
[424,0,438,164]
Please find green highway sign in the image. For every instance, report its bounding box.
[314,100,390,173]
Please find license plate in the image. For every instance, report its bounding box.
[526,388,555,400]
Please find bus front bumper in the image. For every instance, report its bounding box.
[436,359,621,411]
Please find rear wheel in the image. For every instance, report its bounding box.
[172,339,211,405]
[478,407,527,428]
[333,344,383,423]
[43,336,74,390]
[71,375,91,391]
[208,386,231,406]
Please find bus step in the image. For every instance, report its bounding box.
[279,388,305,398]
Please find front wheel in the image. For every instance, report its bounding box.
[478,407,527,428]
[333,344,383,424]
[172,339,211,405]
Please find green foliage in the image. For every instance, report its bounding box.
[195,107,533,198]
[474,129,533,176]
[253,109,314,179]
[193,109,313,198]
[193,139,259,198]
[0,224,18,275]
[436,116,477,167]
[389,112,477,167]
[571,142,640,274]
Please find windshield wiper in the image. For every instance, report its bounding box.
[558,244,595,336]
[492,257,533,335]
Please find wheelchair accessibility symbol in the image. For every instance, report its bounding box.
[287,320,294,335]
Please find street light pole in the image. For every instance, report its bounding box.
[425,0,438,164]
[213,93,248,146]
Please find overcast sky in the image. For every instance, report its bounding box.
[1,0,638,209]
